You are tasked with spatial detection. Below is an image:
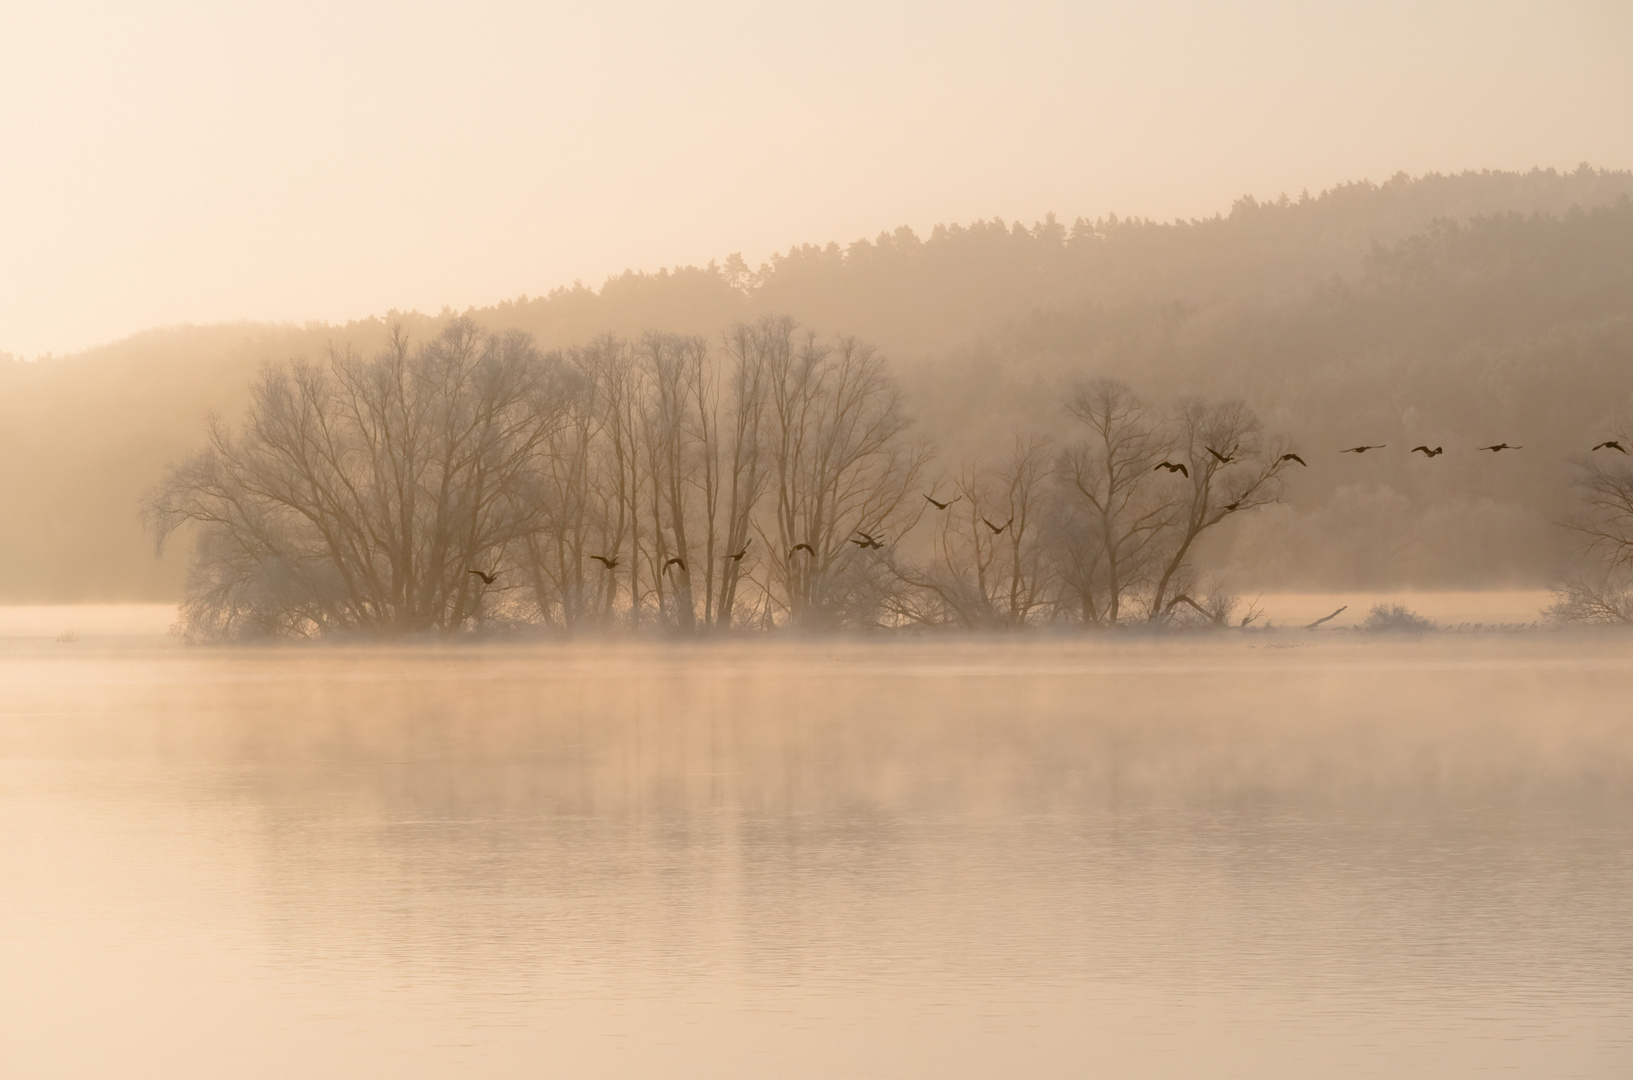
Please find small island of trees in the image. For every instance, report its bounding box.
[145,316,1302,639]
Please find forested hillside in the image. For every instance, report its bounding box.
[3,165,1631,602]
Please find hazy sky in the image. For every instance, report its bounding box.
[1,0,1628,358]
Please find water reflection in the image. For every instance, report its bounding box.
[3,637,1632,1078]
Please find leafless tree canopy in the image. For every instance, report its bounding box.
[147,318,1294,639]
[1549,432,1633,624]
[144,321,582,637]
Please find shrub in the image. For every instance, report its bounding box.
[1360,602,1436,633]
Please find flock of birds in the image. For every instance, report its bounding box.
[462,440,1631,587]
[1146,439,1629,477]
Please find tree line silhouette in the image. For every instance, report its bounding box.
[144,316,1323,638]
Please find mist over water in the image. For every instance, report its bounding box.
[7,0,1632,1071]
[4,631,1631,1078]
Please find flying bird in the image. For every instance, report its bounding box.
[1593,441,1628,454]
[1154,461,1190,476]
[1411,446,1444,457]
[663,557,686,574]
[722,540,752,561]
[1278,453,1307,467]
[1479,443,1521,452]
[1342,445,1385,454]
[849,535,884,550]
[1222,500,1242,513]
[788,543,816,557]
[1205,446,1237,464]
[923,493,960,509]
[467,569,497,585]
[982,516,1013,535]
[589,555,619,570]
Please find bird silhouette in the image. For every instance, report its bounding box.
[467,569,497,585]
[1205,446,1237,464]
[788,543,816,557]
[923,493,960,510]
[1278,453,1307,467]
[1479,443,1521,452]
[1593,441,1628,454]
[1222,500,1242,513]
[1411,446,1444,457]
[1154,461,1190,476]
[589,554,619,570]
[663,557,686,573]
[982,516,1013,535]
[849,534,884,550]
[1342,445,1385,454]
[722,540,751,561]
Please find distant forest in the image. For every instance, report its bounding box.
[4,165,1632,604]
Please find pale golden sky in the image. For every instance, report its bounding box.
[1,0,1628,357]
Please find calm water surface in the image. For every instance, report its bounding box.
[3,633,1632,1078]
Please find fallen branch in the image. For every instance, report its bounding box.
[1166,593,1221,624]
[1304,605,1347,630]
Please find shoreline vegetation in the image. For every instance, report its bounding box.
[7,611,1628,653]
[0,592,1585,646]
[146,315,1300,640]
[140,304,1631,642]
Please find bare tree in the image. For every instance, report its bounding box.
[1550,433,1633,623]
[521,355,600,630]
[1055,380,1173,626]
[1146,398,1290,619]
[145,319,573,638]
[762,328,930,628]
[895,434,1056,629]
[710,319,774,629]
[1562,435,1633,570]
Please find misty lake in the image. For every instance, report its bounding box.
[3,617,1632,1078]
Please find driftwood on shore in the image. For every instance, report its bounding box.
[1304,605,1347,630]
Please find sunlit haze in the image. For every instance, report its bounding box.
[7,8,1633,1072]
[2,0,1628,357]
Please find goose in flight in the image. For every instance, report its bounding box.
[849,533,884,550]
[1222,500,1242,513]
[1479,443,1521,452]
[1205,446,1237,465]
[788,543,815,557]
[722,540,752,562]
[663,557,686,574]
[982,516,1013,535]
[1153,461,1189,476]
[1411,446,1443,457]
[1278,453,1307,467]
[1593,440,1628,454]
[467,569,497,585]
[1342,445,1385,454]
[923,493,960,510]
[589,554,619,570]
